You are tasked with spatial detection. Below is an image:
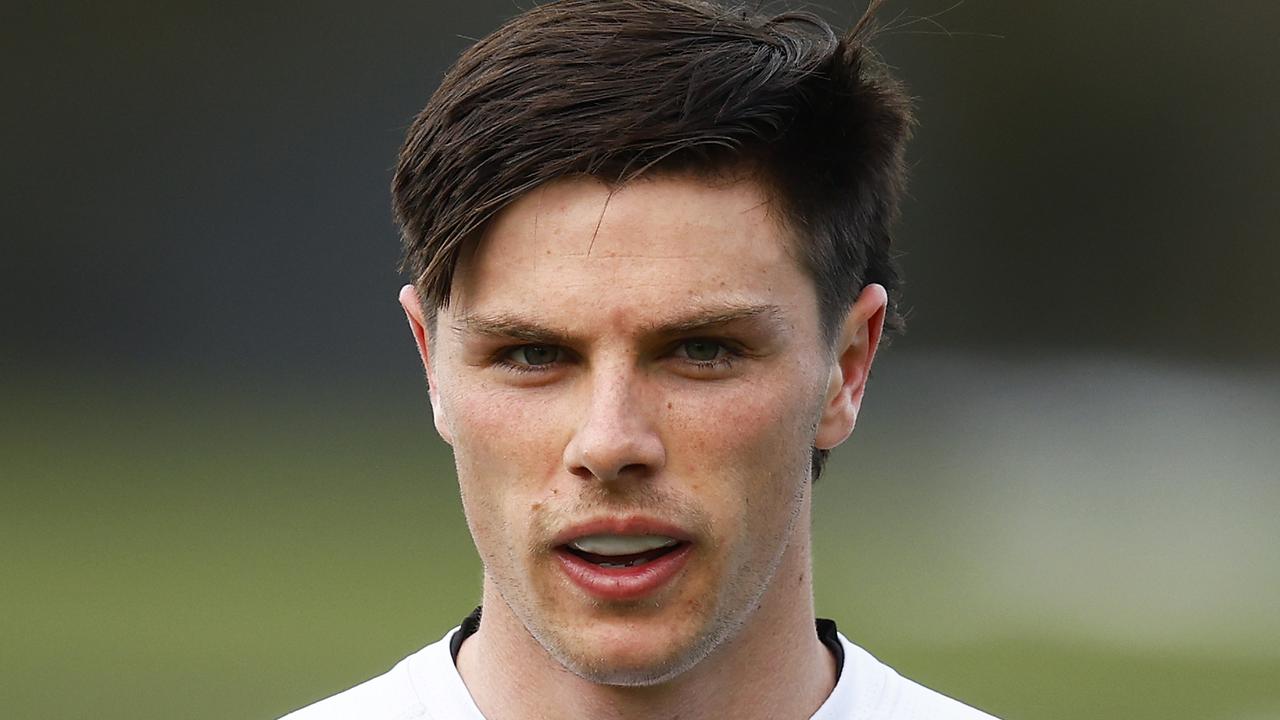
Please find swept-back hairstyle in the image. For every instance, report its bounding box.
[393,0,913,477]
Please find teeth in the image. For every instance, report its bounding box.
[568,534,679,556]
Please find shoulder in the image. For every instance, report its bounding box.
[826,633,1002,720]
[278,628,472,720]
[278,653,426,720]
[880,671,1002,720]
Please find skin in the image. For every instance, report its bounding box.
[401,172,886,720]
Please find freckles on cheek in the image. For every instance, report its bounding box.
[447,387,563,574]
[672,383,813,478]
[448,385,570,490]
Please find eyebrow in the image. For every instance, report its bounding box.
[641,304,786,336]
[451,313,575,346]
[451,303,787,345]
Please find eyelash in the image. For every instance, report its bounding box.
[494,345,566,375]
[492,340,743,375]
[672,340,738,370]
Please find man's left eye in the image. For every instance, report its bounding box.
[506,345,562,366]
[675,340,728,363]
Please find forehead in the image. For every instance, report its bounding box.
[447,173,817,330]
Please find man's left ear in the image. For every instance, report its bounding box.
[814,283,888,450]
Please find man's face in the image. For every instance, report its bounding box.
[416,173,859,685]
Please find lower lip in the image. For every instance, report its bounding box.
[555,544,693,601]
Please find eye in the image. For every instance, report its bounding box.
[504,344,563,368]
[674,339,730,364]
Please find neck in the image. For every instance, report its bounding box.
[456,496,836,720]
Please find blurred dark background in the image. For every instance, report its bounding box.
[5,0,1279,375]
[3,1,1278,719]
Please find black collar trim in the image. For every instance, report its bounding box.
[449,606,845,675]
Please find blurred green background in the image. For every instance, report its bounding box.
[3,1,1278,718]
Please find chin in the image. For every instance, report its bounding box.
[538,614,728,687]
[557,643,707,687]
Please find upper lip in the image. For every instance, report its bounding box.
[551,516,695,548]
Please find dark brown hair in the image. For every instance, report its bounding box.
[392,0,913,477]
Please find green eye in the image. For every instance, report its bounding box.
[511,345,560,366]
[681,340,724,362]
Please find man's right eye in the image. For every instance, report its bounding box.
[503,345,562,368]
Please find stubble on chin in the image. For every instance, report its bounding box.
[484,485,736,686]
[483,479,803,686]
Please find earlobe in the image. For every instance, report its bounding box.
[398,284,453,445]
[814,283,887,450]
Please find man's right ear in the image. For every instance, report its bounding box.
[398,284,453,445]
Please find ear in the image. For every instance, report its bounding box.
[398,284,453,445]
[814,283,888,450]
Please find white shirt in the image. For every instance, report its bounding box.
[281,625,1000,720]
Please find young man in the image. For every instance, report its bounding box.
[285,0,1000,717]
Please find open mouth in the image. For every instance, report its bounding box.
[553,527,695,600]
[561,534,687,569]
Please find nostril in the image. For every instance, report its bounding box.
[618,462,648,477]
[567,463,595,480]
[568,461,651,483]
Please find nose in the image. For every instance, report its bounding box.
[562,367,666,485]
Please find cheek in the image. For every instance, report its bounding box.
[445,381,569,476]
[441,383,571,548]
[666,375,820,500]
[664,378,818,592]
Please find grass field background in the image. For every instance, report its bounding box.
[4,351,1277,719]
